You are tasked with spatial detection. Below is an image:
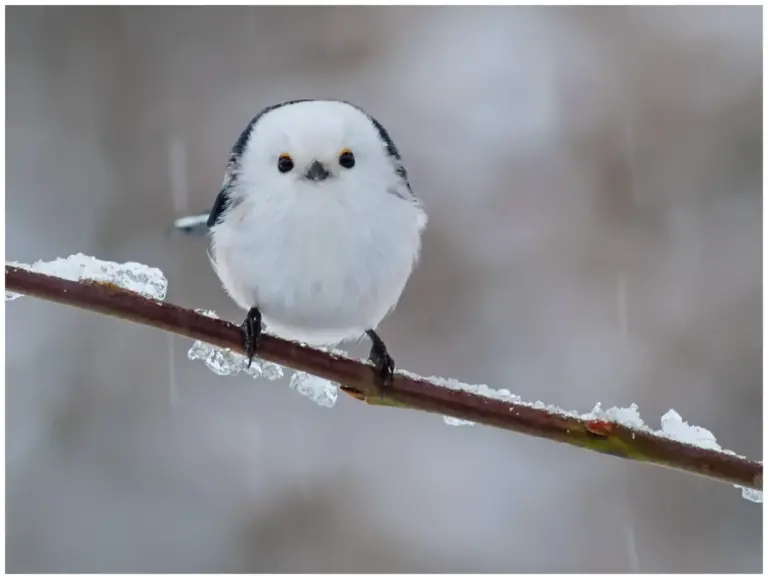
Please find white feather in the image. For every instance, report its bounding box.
[209,100,427,346]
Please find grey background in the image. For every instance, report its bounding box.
[6,6,762,573]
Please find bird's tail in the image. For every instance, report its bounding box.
[172,213,210,237]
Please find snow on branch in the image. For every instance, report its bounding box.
[5,256,763,504]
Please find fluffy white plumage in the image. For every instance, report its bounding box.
[206,99,427,347]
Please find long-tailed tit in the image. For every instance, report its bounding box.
[175,99,427,386]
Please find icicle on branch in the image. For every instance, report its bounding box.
[5,259,762,502]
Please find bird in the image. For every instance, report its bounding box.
[174,99,427,386]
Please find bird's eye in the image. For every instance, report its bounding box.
[338,149,355,169]
[277,154,294,173]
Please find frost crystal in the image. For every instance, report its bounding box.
[289,372,339,408]
[6,253,168,301]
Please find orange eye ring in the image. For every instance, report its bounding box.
[277,153,294,173]
[338,148,355,169]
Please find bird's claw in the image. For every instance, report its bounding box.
[241,307,262,368]
[372,350,395,388]
[366,329,395,388]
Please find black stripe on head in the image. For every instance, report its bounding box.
[209,99,314,228]
[229,98,314,163]
[343,102,414,193]
[361,111,402,161]
[347,103,414,195]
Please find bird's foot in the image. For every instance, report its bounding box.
[366,329,395,388]
[241,307,263,368]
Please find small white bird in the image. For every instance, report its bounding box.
[175,99,427,385]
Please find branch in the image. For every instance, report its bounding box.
[6,265,762,494]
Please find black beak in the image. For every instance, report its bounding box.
[304,160,330,182]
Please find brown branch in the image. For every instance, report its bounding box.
[6,265,762,493]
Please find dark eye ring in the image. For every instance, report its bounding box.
[278,154,294,173]
[339,149,355,169]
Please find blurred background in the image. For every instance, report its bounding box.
[5,5,762,573]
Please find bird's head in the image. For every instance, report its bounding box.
[232,99,408,201]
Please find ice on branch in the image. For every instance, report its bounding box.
[658,409,721,451]
[443,416,476,427]
[656,409,762,504]
[401,370,762,504]
[187,310,341,408]
[6,253,168,301]
[7,252,757,504]
[739,486,763,503]
[289,371,339,408]
[187,309,285,380]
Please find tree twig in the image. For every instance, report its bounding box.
[5,265,762,493]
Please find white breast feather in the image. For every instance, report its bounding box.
[210,182,426,346]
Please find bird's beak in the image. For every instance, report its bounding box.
[304,160,330,182]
